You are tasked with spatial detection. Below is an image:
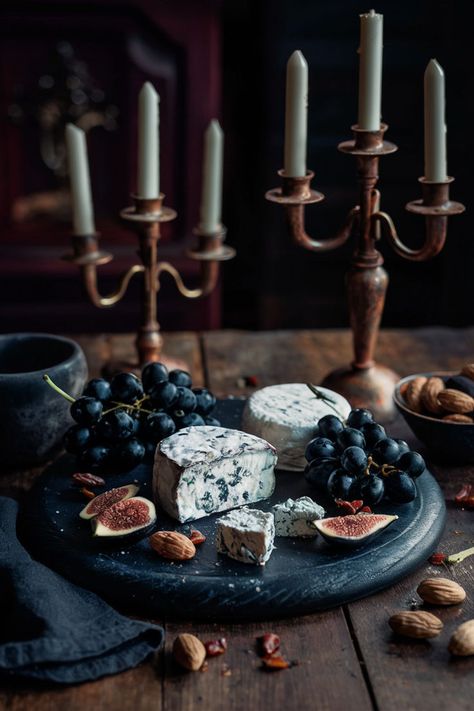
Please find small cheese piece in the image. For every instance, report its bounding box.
[272,496,325,537]
[241,383,351,471]
[216,507,275,565]
[153,426,277,523]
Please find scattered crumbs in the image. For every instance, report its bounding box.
[55,510,60,514]
[221,663,232,677]
[59,528,64,533]
[255,586,261,592]
[228,583,235,588]
[120,551,126,555]
[200,661,209,673]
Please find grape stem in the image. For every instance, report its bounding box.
[43,374,76,403]
[306,383,343,419]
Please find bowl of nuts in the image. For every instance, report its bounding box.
[393,364,474,464]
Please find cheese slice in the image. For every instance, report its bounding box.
[153,426,277,523]
[272,496,325,537]
[216,506,275,565]
[241,383,351,471]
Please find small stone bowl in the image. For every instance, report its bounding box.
[393,372,474,465]
[0,334,88,469]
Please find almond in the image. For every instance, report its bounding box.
[404,376,427,413]
[417,577,466,606]
[389,610,443,639]
[461,364,474,381]
[421,377,445,415]
[149,531,196,560]
[442,414,474,424]
[438,389,474,414]
[448,620,474,656]
[173,633,206,670]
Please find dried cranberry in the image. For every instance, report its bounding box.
[188,529,206,546]
[205,638,227,657]
[261,655,290,671]
[72,472,105,486]
[257,633,280,657]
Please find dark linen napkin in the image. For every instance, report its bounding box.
[0,497,164,684]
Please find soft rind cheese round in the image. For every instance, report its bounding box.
[241,383,351,471]
[153,426,277,523]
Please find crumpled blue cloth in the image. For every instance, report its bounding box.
[0,497,164,684]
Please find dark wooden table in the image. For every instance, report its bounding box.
[2,328,474,711]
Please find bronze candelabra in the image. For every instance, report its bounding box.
[63,194,235,372]
[266,123,465,420]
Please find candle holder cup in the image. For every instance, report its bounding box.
[266,123,465,420]
[63,195,235,375]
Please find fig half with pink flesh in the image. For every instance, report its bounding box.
[315,513,398,548]
[79,484,139,520]
[92,496,157,538]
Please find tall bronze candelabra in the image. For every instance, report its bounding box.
[266,123,465,420]
[63,194,235,371]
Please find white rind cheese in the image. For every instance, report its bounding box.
[241,383,351,471]
[216,507,275,565]
[272,496,325,537]
[153,426,277,523]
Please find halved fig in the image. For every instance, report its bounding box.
[92,496,157,538]
[315,513,398,548]
[79,484,139,520]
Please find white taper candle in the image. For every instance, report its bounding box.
[284,50,308,177]
[65,123,95,235]
[137,82,160,198]
[199,120,224,234]
[424,59,447,182]
[358,9,383,131]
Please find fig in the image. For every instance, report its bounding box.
[79,484,139,520]
[92,496,157,538]
[315,513,398,548]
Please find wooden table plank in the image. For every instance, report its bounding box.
[163,612,373,711]
[202,327,474,398]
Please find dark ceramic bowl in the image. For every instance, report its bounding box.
[0,334,88,469]
[393,372,474,464]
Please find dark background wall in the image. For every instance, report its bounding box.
[0,0,472,334]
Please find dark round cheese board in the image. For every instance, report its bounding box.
[19,399,446,621]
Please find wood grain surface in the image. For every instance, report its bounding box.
[1,328,474,711]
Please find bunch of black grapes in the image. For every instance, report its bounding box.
[63,363,219,472]
[304,408,425,506]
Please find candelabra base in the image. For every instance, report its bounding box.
[320,362,400,422]
[101,354,189,380]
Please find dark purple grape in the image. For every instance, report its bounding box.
[64,425,91,454]
[145,412,176,443]
[346,408,374,430]
[70,396,103,426]
[397,451,425,478]
[349,474,385,505]
[304,457,339,491]
[395,439,410,455]
[174,386,197,413]
[97,410,135,441]
[168,369,192,388]
[371,437,400,465]
[149,381,179,409]
[141,362,169,393]
[341,446,368,475]
[336,427,366,452]
[113,438,145,470]
[305,437,337,462]
[204,416,221,426]
[174,412,206,429]
[79,445,111,471]
[361,422,386,448]
[110,372,143,404]
[83,378,112,402]
[193,387,217,415]
[317,415,344,441]
[385,471,417,503]
[327,468,354,499]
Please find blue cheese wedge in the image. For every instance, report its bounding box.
[241,383,351,471]
[216,507,275,565]
[272,496,325,537]
[153,426,277,523]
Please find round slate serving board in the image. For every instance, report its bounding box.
[20,399,446,621]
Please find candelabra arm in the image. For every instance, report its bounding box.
[156,261,218,299]
[373,177,465,262]
[289,203,360,252]
[81,263,145,307]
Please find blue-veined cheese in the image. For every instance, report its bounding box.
[241,383,351,471]
[272,496,325,537]
[216,507,275,565]
[153,426,277,523]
